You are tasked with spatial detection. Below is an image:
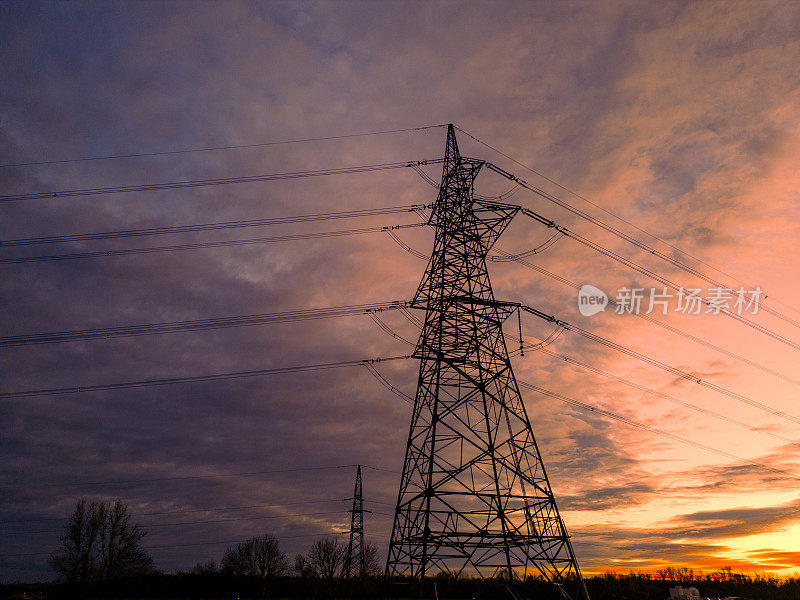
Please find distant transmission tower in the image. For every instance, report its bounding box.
[344,464,365,579]
[386,125,588,599]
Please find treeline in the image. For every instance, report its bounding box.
[26,497,386,598]
[586,570,800,600]
[188,535,381,598]
[651,565,787,584]
[8,499,800,599]
[46,499,379,583]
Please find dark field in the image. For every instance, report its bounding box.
[3,573,800,600]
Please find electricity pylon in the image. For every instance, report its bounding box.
[386,125,588,599]
[344,464,365,579]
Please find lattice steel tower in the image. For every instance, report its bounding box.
[386,125,588,599]
[345,464,365,579]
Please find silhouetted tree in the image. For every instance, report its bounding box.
[49,498,153,582]
[221,535,288,578]
[297,538,345,580]
[49,499,103,583]
[222,536,287,599]
[361,542,381,576]
[190,560,218,575]
[98,500,153,579]
[341,541,381,579]
[294,553,314,578]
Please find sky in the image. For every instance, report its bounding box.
[2,0,800,584]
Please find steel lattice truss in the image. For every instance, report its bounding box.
[345,465,366,579]
[386,125,588,599]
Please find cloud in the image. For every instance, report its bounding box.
[559,482,656,511]
[665,498,800,539]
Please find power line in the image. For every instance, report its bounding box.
[367,312,416,347]
[0,124,447,168]
[506,328,794,444]
[0,531,349,559]
[387,226,564,263]
[412,161,521,201]
[367,315,794,443]
[364,499,397,506]
[518,305,800,426]
[364,362,800,495]
[363,362,414,405]
[383,234,800,388]
[365,362,800,490]
[487,230,564,262]
[0,463,396,491]
[456,125,800,317]
[147,530,348,550]
[0,301,407,346]
[5,124,794,573]
[517,381,800,482]
[512,204,800,353]
[360,465,401,475]
[7,510,351,536]
[0,498,349,525]
[497,249,800,388]
[524,343,795,443]
[563,228,800,348]
[0,222,426,264]
[384,228,429,259]
[0,204,429,247]
[0,158,443,202]
[485,163,800,332]
[0,355,410,400]
[9,233,785,422]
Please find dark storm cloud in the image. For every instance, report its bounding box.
[669,444,800,497]
[572,497,800,551]
[746,550,800,568]
[665,499,800,539]
[559,482,656,511]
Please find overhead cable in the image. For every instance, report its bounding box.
[1,124,447,168]
[517,381,800,482]
[485,162,800,331]
[0,158,443,202]
[496,249,800,388]
[0,356,411,399]
[509,203,800,352]
[523,342,795,443]
[456,124,800,318]
[366,361,800,482]
[0,301,408,346]
[518,304,800,426]
[0,223,426,264]
[1,204,429,247]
